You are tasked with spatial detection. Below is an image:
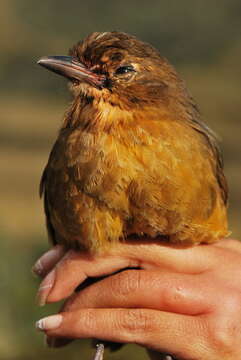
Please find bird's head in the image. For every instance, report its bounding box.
[38,32,187,111]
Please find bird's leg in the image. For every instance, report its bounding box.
[92,343,105,360]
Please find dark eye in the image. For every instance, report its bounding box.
[115,65,135,75]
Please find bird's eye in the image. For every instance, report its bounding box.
[115,65,135,75]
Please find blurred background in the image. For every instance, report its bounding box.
[0,0,240,359]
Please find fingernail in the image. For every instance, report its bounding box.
[32,259,44,277]
[36,269,56,306]
[32,245,64,276]
[36,314,63,331]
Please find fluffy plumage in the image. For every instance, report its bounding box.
[39,31,228,253]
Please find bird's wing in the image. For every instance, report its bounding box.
[178,89,228,206]
[40,166,58,245]
[189,117,228,205]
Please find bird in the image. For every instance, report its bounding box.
[38,31,229,360]
[38,31,228,255]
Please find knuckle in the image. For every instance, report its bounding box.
[200,288,241,357]
[162,282,186,307]
[110,270,142,297]
[119,309,152,334]
[210,325,236,355]
[207,313,241,356]
[79,310,96,331]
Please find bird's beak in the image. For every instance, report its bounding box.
[37,56,105,88]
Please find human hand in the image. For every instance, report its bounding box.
[33,239,241,359]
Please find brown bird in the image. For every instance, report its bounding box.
[38,31,228,255]
[38,31,229,360]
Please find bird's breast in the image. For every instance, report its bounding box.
[44,116,228,250]
[46,127,137,220]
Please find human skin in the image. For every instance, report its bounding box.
[33,239,241,359]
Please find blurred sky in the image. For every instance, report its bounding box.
[0,1,240,359]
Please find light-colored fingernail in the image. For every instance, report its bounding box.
[36,314,63,331]
[32,245,64,276]
[36,269,56,306]
[32,259,44,277]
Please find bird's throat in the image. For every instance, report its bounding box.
[63,96,135,133]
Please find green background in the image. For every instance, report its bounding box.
[1,1,240,359]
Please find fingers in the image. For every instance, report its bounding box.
[36,308,205,359]
[35,240,229,305]
[63,270,212,316]
[34,240,241,358]
[34,238,237,307]
[37,250,138,305]
[32,238,235,281]
[45,268,213,350]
